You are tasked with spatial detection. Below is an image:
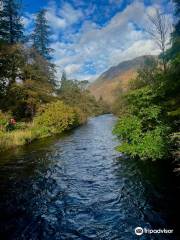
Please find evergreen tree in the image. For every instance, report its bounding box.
[0,0,23,44]
[172,0,180,56]
[60,70,68,91]
[32,9,52,60]
[166,0,180,59]
[32,9,56,86]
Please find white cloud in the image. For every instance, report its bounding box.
[113,39,160,63]
[59,2,83,25]
[46,1,84,44]
[46,2,66,29]
[64,63,82,75]
[50,1,173,81]
[46,1,83,31]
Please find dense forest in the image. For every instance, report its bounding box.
[113,0,180,171]
[0,0,108,151]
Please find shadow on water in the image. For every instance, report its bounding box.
[113,156,180,238]
[0,114,179,240]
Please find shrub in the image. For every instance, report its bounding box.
[33,101,79,137]
[0,101,87,152]
[114,115,170,160]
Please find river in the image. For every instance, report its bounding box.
[0,114,179,240]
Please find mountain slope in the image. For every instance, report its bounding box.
[89,55,155,104]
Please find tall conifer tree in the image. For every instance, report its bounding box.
[32,9,52,60]
[0,0,23,44]
[171,0,180,57]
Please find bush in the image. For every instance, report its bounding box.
[33,101,84,138]
[114,115,170,160]
[0,101,87,152]
[113,67,173,162]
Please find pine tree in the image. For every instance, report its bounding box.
[32,9,56,86]
[171,0,180,57]
[60,70,68,91]
[32,9,52,60]
[166,0,180,59]
[0,0,23,44]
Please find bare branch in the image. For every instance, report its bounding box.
[145,8,172,71]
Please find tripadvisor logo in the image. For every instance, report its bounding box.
[135,227,143,236]
[135,227,174,236]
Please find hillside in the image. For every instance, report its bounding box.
[89,55,156,104]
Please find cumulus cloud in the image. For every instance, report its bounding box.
[49,1,173,81]
[46,1,83,31]
[59,2,83,25]
[46,2,66,29]
[65,63,82,75]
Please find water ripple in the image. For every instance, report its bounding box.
[0,115,178,239]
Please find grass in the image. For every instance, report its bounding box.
[0,101,88,152]
[0,129,35,151]
[0,125,64,152]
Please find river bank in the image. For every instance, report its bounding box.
[0,101,88,153]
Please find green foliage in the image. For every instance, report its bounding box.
[32,9,53,60]
[60,71,68,92]
[113,116,142,141]
[114,1,179,150]
[113,49,180,161]
[0,129,34,151]
[1,79,56,120]
[57,75,108,117]
[0,101,88,151]
[166,1,180,59]
[0,44,57,118]
[113,54,179,161]
[0,111,11,131]
[113,66,173,160]
[114,115,169,160]
[0,0,23,44]
[22,47,56,86]
[34,101,75,135]
[0,43,25,89]
[0,0,106,153]
[136,58,160,87]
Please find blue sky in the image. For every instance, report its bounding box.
[22,0,173,81]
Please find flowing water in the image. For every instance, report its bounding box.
[0,115,179,240]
